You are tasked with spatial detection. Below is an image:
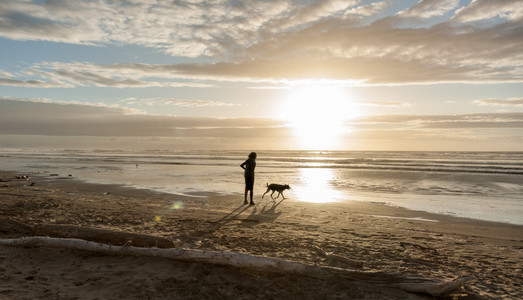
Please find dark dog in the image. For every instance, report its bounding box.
[262,183,291,199]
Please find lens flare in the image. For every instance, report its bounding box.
[170,200,185,210]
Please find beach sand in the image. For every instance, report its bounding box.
[0,171,521,299]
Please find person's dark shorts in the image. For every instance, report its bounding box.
[245,176,254,190]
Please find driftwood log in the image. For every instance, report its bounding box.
[31,224,174,248]
[312,245,364,269]
[0,217,173,248]
[0,235,472,297]
[0,218,471,296]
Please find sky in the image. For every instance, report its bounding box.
[1,0,522,151]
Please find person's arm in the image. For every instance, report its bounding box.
[240,160,247,170]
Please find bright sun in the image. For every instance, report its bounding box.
[281,85,358,150]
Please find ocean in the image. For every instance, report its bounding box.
[1,149,522,225]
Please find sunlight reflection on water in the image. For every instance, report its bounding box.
[292,168,344,203]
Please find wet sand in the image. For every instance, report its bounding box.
[0,171,521,299]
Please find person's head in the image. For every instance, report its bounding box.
[248,152,257,159]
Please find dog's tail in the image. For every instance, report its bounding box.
[266,183,268,187]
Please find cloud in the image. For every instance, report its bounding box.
[345,2,387,17]
[271,0,358,30]
[162,99,238,108]
[0,78,63,88]
[398,0,460,19]
[0,0,294,58]
[240,15,523,83]
[353,112,523,129]
[359,101,410,107]
[3,97,522,135]
[345,112,523,150]
[0,69,14,77]
[120,97,239,108]
[0,0,106,44]
[0,0,522,85]
[474,97,523,107]
[452,0,523,23]
[0,62,216,88]
[0,97,284,137]
[2,97,522,151]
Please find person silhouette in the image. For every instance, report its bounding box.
[240,152,257,205]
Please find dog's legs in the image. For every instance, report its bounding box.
[262,188,270,199]
[270,190,276,199]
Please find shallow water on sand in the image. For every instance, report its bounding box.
[1,149,522,225]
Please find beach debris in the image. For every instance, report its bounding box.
[29,224,174,248]
[50,174,59,177]
[15,175,29,180]
[312,245,364,269]
[121,240,133,249]
[397,275,473,296]
[0,236,472,297]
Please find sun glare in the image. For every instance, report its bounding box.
[281,85,358,149]
[292,168,343,203]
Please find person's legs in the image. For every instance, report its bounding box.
[245,176,255,205]
[244,176,249,204]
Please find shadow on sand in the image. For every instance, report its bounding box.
[212,199,285,226]
[244,199,285,224]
